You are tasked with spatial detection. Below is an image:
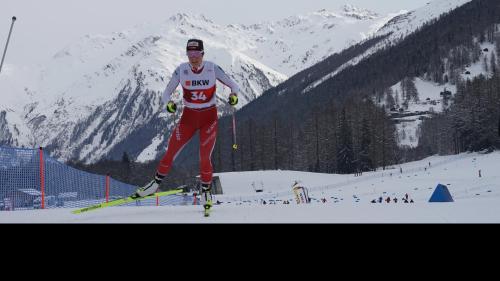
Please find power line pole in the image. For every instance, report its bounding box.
[0,16,17,74]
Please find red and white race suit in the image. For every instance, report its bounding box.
[156,61,239,184]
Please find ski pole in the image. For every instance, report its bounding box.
[232,106,238,151]
[0,16,17,74]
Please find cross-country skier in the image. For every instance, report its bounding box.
[135,39,240,213]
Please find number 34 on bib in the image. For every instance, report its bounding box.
[191,91,208,101]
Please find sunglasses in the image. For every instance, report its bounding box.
[187,51,204,58]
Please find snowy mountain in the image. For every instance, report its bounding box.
[296,0,497,149]
[0,5,397,163]
[302,0,473,94]
[195,0,490,176]
[232,4,390,76]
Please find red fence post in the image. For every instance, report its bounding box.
[105,174,110,203]
[156,194,159,206]
[39,147,45,210]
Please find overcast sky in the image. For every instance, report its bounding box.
[1,0,432,66]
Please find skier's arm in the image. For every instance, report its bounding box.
[215,64,240,95]
[161,67,181,104]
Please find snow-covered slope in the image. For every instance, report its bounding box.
[386,41,498,148]
[303,0,473,94]
[2,151,499,223]
[385,78,457,147]
[0,6,396,163]
[215,151,499,203]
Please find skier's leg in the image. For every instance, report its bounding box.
[198,108,218,209]
[157,111,197,177]
[199,109,218,186]
[136,111,196,197]
[200,183,213,212]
